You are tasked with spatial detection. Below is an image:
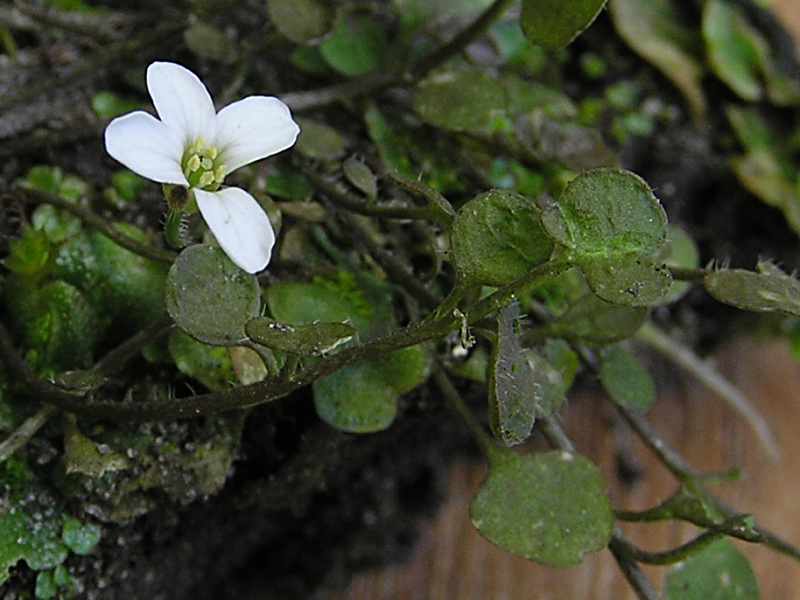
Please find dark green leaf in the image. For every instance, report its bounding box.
[470,451,614,566]
[245,317,356,356]
[166,245,261,345]
[544,292,648,343]
[704,262,800,317]
[184,21,237,62]
[414,68,506,133]
[343,156,378,200]
[664,539,759,600]
[268,0,334,44]
[319,15,386,76]
[61,518,101,556]
[579,255,672,307]
[599,344,656,412]
[168,331,237,391]
[296,118,347,160]
[609,0,705,122]
[521,0,607,50]
[451,190,554,285]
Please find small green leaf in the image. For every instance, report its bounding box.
[543,291,648,343]
[414,68,507,133]
[166,245,261,345]
[664,539,759,600]
[267,0,334,44]
[266,166,313,201]
[267,271,391,337]
[470,451,614,566]
[61,517,101,556]
[184,21,237,63]
[343,156,378,200]
[313,361,398,433]
[319,15,386,76]
[489,304,538,446]
[488,304,566,446]
[609,0,705,122]
[245,317,356,356]
[704,263,800,317]
[451,190,554,286]
[521,0,607,50]
[168,330,237,391]
[579,255,672,307]
[5,228,51,277]
[599,344,656,412]
[296,118,347,160]
[546,169,668,260]
[92,91,140,119]
[35,570,58,599]
[313,345,430,433]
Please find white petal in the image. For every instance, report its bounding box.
[214,96,300,174]
[147,62,217,145]
[104,111,187,185]
[195,187,276,274]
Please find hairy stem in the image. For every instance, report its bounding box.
[0,405,58,463]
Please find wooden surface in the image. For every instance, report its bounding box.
[332,4,800,598]
[337,339,800,599]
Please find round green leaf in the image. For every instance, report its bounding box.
[580,256,673,306]
[319,15,386,76]
[544,292,648,343]
[610,0,706,122]
[245,317,356,356]
[168,331,237,391]
[659,225,700,304]
[414,68,507,132]
[61,517,101,556]
[451,190,554,286]
[267,0,334,44]
[343,156,378,200]
[704,263,800,317]
[521,0,607,50]
[599,344,656,412]
[296,118,347,160]
[546,168,668,260]
[314,361,398,433]
[664,539,759,600]
[166,244,261,346]
[470,451,614,566]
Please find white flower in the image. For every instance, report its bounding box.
[104,61,300,273]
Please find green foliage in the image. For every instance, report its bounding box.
[451,190,554,285]
[488,303,565,446]
[543,169,671,306]
[295,118,348,160]
[268,272,430,432]
[598,344,656,412]
[168,331,237,391]
[342,156,378,200]
[660,226,700,304]
[725,106,800,234]
[61,518,101,556]
[664,540,759,599]
[703,0,800,105]
[268,0,334,44]
[521,0,607,50]
[470,451,614,566]
[320,15,387,76]
[704,262,800,317]
[5,228,51,277]
[246,317,356,356]
[91,91,140,119]
[541,290,648,343]
[414,68,507,133]
[184,21,237,63]
[609,0,706,122]
[166,245,262,345]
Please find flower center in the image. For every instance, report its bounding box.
[181,138,226,190]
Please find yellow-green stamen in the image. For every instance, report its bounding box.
[181,138,226,191]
